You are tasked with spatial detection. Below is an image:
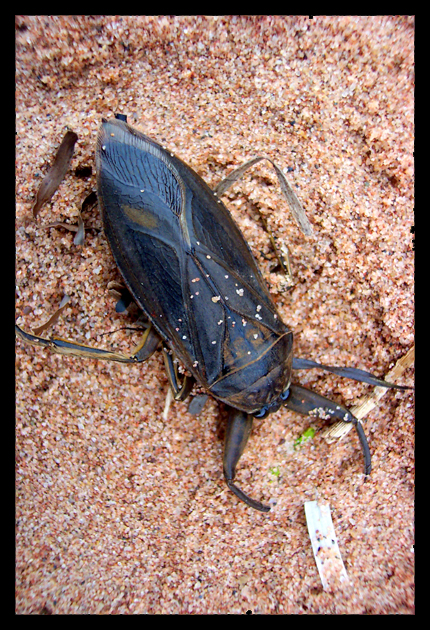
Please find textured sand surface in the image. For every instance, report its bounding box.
[16,16,414,613]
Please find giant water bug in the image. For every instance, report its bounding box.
[16,114,411,512]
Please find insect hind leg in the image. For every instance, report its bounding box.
[214,156,309,288]
[15,323,160,364]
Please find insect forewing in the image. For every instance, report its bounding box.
[96,119,291,409]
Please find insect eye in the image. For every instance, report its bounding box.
[280,388,290,401]
[254,406,269,419]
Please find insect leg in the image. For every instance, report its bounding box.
[187,394,209,416]
[162,348,195,401]
[213,156,312,236]
[214,156,307,286]
[283,384,371,475]
[292,357,412,390]
[107,281,135,313]
[15,323,160,363]
[223,409,270,512]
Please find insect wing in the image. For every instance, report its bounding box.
[96,119,290,397]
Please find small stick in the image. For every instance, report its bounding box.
[32,130,78,219]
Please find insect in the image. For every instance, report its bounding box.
[16,114,410,512]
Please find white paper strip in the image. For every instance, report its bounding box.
[304,500,349,591]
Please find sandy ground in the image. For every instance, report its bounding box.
[15,16,414,614]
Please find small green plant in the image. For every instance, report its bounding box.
[294,427,316,450]
[268,466,281,482]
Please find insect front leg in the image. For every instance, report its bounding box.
[223,409,270,513]
[283,384,371,475]
[15,322,161,364]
